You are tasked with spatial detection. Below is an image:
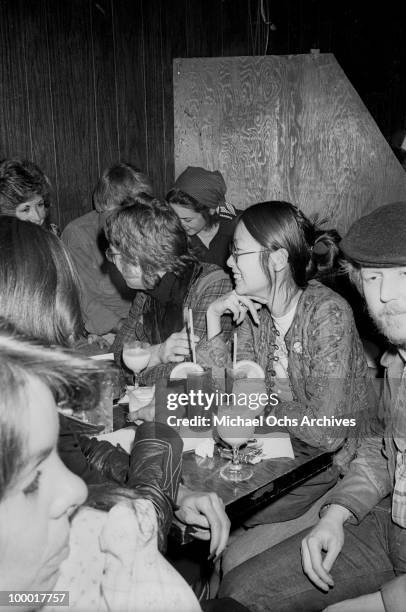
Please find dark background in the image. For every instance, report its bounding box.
[0,0,405,227]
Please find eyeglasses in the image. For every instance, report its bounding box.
[105,247,137,268]
[229,243,272,262]
[105,247,120,264]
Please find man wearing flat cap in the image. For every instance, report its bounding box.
[219,202,406,612]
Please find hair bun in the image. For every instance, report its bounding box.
[313,240,330,255]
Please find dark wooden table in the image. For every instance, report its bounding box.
[173,432,333,543]
[181,436,332,524]
[112,393,333,542]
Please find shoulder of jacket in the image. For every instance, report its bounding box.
[62,211,97,237]
[194,264,231,291]
[301,280,353,315]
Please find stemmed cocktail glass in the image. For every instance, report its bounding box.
[216,404,255,482]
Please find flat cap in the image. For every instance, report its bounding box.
[174,166,226,209]
[340,202,406,266]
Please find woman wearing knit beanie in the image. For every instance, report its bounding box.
[167,166,241,269]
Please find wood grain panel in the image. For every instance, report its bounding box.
[112,0,147,175]
[91,0,119,174]
[142,0,166,197]
[18,0,59,224]
[0,1,31,158]
[161,0,187,192]
[46,0,97,228]
[174,54,406,234]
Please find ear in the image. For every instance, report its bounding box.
[269,248,289,272]
[208,207,217,216]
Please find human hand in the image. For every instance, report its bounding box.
[87,334,112,349]
[175,488,230,557]
[323,592,385,612]
[158,327,199,364]
[301,506,348,591]
[127,398,155,423]
[207,291,266,326]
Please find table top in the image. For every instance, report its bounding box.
[180,434,333,525]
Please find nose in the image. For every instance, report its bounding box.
[227,253,236,269]
[29,205,43,225]
[380,275,398,303]
[50,458,88,519]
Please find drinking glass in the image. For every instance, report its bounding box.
[86,376,115,433]
[216,404,255,482]
[186,367,213,431]
[225,367,267,418]
[122,341,151,382]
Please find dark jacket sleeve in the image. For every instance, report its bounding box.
[58,415,130,485]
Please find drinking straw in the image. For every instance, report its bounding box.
[233,332,237,369]
[188,307,197,364]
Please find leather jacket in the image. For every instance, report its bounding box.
[58,416,183,551]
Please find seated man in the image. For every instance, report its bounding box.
[219,201,406,611]
[105,198,233,384]
[62,163,153,337]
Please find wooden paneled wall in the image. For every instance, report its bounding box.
[0,0,405,229]
[174,54,406,233]
[0,0,252,228]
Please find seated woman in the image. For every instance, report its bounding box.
[0,327,200,612]
[0,216,230,559]
[0,157,58,233]
[167,166,240,269]
[105,197,233,383]
[198,201,373,527]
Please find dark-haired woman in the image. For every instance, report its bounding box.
[199,201,373,528]
[167,166,241,269]
[0,157,59,234]
[0,216,231,561]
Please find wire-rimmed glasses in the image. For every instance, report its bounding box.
[229,243,272,262]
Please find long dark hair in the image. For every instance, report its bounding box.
[0,216,83,345]
[241,201,340,288]
[0,325,108,501]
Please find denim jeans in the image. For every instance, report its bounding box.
[222,490,332,576]
[220,497,406,612]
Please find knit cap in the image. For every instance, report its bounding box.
[174,166,226,209]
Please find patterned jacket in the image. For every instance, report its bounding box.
[197,280,373,470]
[112,262,233,385]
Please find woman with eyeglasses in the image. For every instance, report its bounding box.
[198,201,373,530]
